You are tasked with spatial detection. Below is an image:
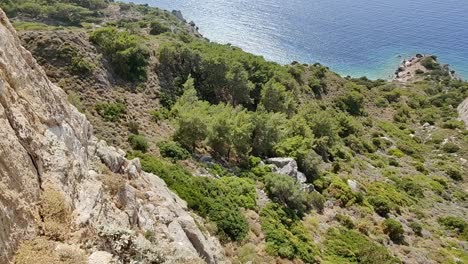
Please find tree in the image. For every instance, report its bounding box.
[264,173,310,216]
[207,105,254,162]
[251,111,287,157]
[260,80,293,113]
[225,63,254,106]
[336,91,365,116]
[174,111,207,152]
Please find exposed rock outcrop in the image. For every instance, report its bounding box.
[0,8,226,264]
[458,97,468,129]
[266,157,307,183]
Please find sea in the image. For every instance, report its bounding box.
[123,0,468,80]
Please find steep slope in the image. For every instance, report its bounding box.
[1,1,467,264]
[0,8,226,264]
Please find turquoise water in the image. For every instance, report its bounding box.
[124,0,468,80]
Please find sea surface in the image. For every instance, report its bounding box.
[124,0,468,80]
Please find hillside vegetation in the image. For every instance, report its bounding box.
[1,1,467,263]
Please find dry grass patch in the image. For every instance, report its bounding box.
[40,188,71,241]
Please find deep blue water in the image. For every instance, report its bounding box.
[124,0,468,80]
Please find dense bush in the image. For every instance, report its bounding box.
[438,216,466,234]
[445,166,463,181]
[421,56,440,70]
[157,141,190,160]
[149,20,170,35]
[128,134,149,152]
[264,173,311,216]
[260,203,319,263]
[383,218,404,243]
[441,142,460,153]
[128,152,252,241]
[335,90,364,116]
[69,55,95,74]
[90,27,149,82]
[368,196,391,217]
[324,228,400,263]
[325,176,358,207]
[95,102,126,122]
[442,119,465,130]
[409,221,423,236]
[150,108,171,122]
[4,0,105,25]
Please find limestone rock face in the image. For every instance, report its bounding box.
[0,9,226,264]
[266,157,307,183]
[458,97,468,128]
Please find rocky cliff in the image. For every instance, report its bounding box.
[458,97,468,129]
[0,8,226,264]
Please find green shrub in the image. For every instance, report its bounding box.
[264,173,310,216]
[260,203,319,263]
[442,119,465,130]
[127,121,139,134]
[383,218,404,243]
[325,176,358,207]
[413,162,428,174]
[150,108,170,122]
[128,152,251,241]
[441,142,460,153]
[90,27,149,82]
[375,97,389,107]
[335,214,355,229]
[69,55,95,74]
[397,178,425,198]
[421,57,440,70]
[383,89,402,103]
[324,228,400,263]
[309,191,325,214]
[95,102,126,122]
[128,134,149,152]
[388,148,404,158]
[335,91,364,116]
[446,166,463,181]
[438,216,466,236]
[47,3,95,26]
[67,91,85,113]
[157,141,190,160]
[409,221,423,236]
[149,20,170,35]
[368,196,391,217]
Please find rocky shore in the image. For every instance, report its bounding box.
[393,54,455,83]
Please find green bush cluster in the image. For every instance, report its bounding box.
[55,44,95,74]
[2,0,104,25]
[149,20,170,35]
[264,173,312,216]
[157,141,190,160]
[324,227,400,263]
[128,134,149,152]
[90,27,150,82]
[383,218,404,244]
[335,90,365,116]
[128,152,254,241]
[441,142,460,153]
[445,166,463,181]
[325,176,360,207]
[260,203,319,263]
[421,56,440,70]
[95,102,126,122]
[438,216,467,239]
[150,108,171,122]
